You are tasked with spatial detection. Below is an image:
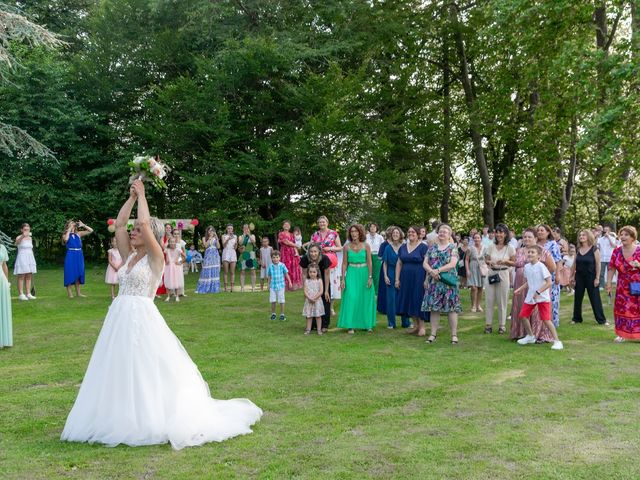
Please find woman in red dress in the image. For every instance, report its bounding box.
[606,226,640,343]
[278,221,302,291]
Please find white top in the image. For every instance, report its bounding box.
[366,233,384,253]
[562,255,575,269]
[524,261,551,304]
[485,244,515,269]
[481,235,493,248]
[597,234,617,262]
[508,237,519,250]
[260,246,273,269]
[294,234,303,248]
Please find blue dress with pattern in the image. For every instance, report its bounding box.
[195,240,221,294]
[64,233,85,287]
[544,240,562,327]
[421,243,461,313]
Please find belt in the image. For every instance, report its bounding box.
[349,263,368,268]
[491,267,508,271]
[68,248,82,251]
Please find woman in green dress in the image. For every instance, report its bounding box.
[338,224,376,333]
[0,240,13,348]
[237,224,257,292]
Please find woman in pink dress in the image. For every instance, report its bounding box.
[510,228,556,342]
[606,226,640,343]
[278,221,302,291]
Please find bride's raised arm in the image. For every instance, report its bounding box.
[115,187,137,260]
[131,180,164,269]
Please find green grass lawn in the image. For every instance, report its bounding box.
[1,267,638,479]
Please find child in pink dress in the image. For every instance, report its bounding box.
[164,237,186,302]
[105,237,122,299]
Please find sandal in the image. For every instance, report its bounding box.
[347,329,355,334]
[426,334,437,344]
[484,326,492,334]
[451,335,459,345]
[304,330,310,335]
[498,327,506,335]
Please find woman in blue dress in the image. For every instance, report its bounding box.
[62,220,93,298]
[195,226,221,294]
[395,226,429,336]
[537,224,562,327]
[382,226,411,329]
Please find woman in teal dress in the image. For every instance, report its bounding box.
[338,224,376,333]
[0,241,13,348]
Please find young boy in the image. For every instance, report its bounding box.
[514,245,563,350]
[259,237,273,291]
[188,244,203,273]
[267,250,292,321]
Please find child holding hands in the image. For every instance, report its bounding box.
[514,245,563,350]
[302,263,325,335]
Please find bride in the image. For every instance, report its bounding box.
[61,180,262,449]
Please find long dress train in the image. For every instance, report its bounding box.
[61,253,262,449]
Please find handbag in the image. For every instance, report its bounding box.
[630,282,640,296]
[439,270,459,287]
[488,273,501,284]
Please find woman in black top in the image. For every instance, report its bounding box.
[300,243,332,332]
[570,229,608,325]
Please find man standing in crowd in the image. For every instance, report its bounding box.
[597,225,618,289]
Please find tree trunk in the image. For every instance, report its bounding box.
[440,14,452,223]
[554,116,579,228]
[449,1,494,227]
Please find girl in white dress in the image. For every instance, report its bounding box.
[14,223,37,301]
[61,180,262,449]
[303,264,325,335]
[221,224,238,292]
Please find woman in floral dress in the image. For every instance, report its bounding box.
[422,224,461,345]
[537,224,562,327]
[606,226,640,343]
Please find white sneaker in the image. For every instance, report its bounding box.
[551,340,564,350]
[27,294,36,300]
[175,296,180,302]
[517,335,537,345]
[18,294,28,301]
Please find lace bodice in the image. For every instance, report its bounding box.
[118,254,161,298]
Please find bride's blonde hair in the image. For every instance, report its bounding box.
[135,217,165,245]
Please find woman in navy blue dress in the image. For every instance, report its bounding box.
[382,226,411,329]
[395,226,430,336]
[63,220,93,298]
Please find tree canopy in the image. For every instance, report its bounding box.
[1,0,638,259]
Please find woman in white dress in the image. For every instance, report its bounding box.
[61,180,262,449]
[14,223,37,301]
[221,224,238,292]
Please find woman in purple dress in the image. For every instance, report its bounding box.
[62,220,93,298]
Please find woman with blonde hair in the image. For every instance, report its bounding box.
[422,224,461,345]
[570,229,607,325]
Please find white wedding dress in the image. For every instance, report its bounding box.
[61,253,262,449]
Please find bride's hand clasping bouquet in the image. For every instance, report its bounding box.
[129,155,169,190]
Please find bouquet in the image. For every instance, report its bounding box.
[129,155,169,189]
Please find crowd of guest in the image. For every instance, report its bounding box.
[1,218,639,351]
